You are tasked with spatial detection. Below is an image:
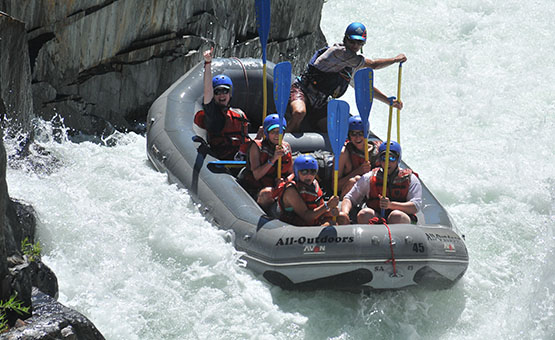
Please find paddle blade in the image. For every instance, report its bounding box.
[327,99,350,170]
[354,68,374,136]
[255,0,271,62]
[273,61,292,134]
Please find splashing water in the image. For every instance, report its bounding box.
[5,0,555,339]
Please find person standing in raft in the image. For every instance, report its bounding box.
[286,22,406,132]
[193,48,251,160]
[240,114,293,209]
[339,141,422,224]
[277,154,342,226]
[336,115,382,198]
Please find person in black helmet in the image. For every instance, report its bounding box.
[194,47,251,160]
[287,22,406,132]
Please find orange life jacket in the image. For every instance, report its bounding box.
[196,107,250,160]
[277,175,327,226]
[243,139,293,189]
[366,167,413,212]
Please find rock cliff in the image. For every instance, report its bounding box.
[1,0,326,136]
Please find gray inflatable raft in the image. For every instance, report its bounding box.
[146,58,468,290]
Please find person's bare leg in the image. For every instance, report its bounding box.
[387,210,411,224]
[286,99,306,133]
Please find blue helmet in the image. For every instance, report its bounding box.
[348,115,364,131]
[212,74,233,91]
[345,22,367,42]
[293,154,318,178]
[263,114,286,138]
[378,141,402,162]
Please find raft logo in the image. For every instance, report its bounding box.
[303,245,325,254]
[444,243,456,253]
[275,235,354,246]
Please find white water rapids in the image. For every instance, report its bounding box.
[4,0,554,339]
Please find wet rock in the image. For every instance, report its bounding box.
[2,288,105,340]
[0,0,326,136]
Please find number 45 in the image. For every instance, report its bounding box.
[412,243,425,253]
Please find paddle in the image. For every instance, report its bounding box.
[354,68,374,161]
[208,160,246,168]
[396,63,403,143]
[273,61,292,178]
[327,99,350,220]
[381,97,396,218]
[255,0,271,121]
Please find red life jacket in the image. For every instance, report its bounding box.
[195,108,250,160]
[366,167,413,212]
[345,140,366,169]
[243,139,293,189]
[277,175,327,226]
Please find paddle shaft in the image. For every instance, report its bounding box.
[277,134,283,178]
[263,64,268,120]
[396,63,403,143]
[381,100,395,217]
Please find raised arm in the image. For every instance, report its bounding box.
[203,48,214,105]
[363,54,406,70]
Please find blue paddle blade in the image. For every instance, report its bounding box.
[273,61,291,134]
[354,68,374,136]
[255,0,271,62]
[327,99,350,170]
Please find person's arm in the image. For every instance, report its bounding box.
[282,187,331,225]
[363,54,406,70]
[203,48,214,105]
[372,86,403,110]
[341,173,370,214]
[249,142,284,181]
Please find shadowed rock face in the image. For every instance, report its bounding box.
[1,0,327,136]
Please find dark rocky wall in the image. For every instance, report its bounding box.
[0,0,327,136]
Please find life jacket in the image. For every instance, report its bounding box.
[198,107,250,160]
[300,46,352,99]
[345,139,383,170]
[242,139,293,189]
[277,175,327,226]
[366,167,413,212]
[345,140,366,169]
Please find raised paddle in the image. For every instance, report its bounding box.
[255,0,271,121]
[273,61,292,178]
[396,63,403,143]
[381,96,396,218]
[327,99,350,220]
[354,67,374,161]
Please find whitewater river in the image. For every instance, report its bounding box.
[5,0,554,339]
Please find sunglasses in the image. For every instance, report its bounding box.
[214,88,230,95]
[380,154,398,162]
[349,131,364,137]
[299,169,317,175]
[348,39,366,46]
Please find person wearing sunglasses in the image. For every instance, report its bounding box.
[339,141,422,224]
[240,114,293,209]
[286,22,406,132]
[336,115,383,198]
[277,154,341,226]
[193,47,251,160]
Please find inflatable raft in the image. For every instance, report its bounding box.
[146,58,468,290]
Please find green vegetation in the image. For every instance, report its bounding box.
[21,237,41,262]
[0,294,29,332]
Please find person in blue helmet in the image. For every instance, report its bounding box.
[336,115,382,198]
[240,114,293,209]
[287,22,407,132]
[194,47,251,160]
[277,154,341,226]
[339,141,422,224]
